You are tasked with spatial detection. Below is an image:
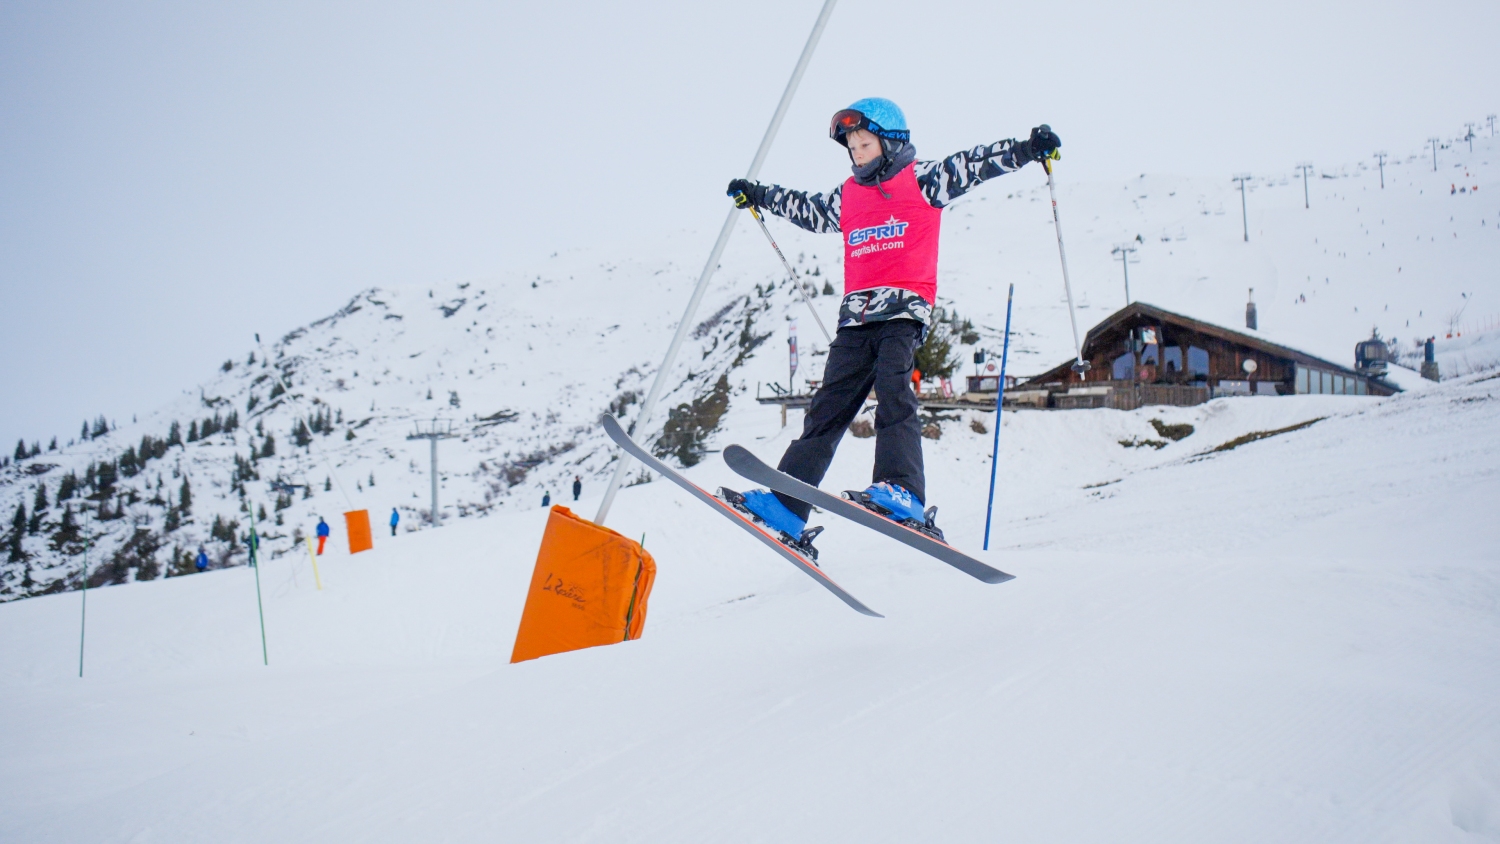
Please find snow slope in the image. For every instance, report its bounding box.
[2,371,1497,841]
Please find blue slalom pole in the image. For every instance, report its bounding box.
[983,284,1015,551]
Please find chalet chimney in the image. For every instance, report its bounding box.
[1245,288,1258,330]
[1422,336,1440,381]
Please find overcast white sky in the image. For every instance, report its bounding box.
[2,0,1495,450]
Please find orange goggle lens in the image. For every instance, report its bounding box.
[829,109,866,139]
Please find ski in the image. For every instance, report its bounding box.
[601,415,882,617]
[722,445,1015,585]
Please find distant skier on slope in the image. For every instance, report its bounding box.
[315,517,330,555]
[195,546,209,572]
[725,98,1058,546]
[389,507,399,537]
[572,475,582,501]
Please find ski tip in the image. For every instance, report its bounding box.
[979,570,1017,585]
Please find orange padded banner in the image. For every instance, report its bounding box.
[344,509,373,554]
[511,506,656,663]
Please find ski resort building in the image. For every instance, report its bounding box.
[1014,302,1400,410]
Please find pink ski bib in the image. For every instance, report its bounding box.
[840,163,942,303]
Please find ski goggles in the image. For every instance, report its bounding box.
[829,109,869,141]
[829,109,910,143]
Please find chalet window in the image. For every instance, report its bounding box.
[1296,366,1310,394]
[1112,352,1136,380]
[1163,346,1183,372]
[1334,374,1346,395]
[1187,346,1209,376]
[1356,378,1367,396]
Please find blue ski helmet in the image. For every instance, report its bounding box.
[830,98,909,147]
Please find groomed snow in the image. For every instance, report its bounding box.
[3,370,1497,841]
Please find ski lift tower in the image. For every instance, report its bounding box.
[407,418,456,525]
[1110,242,1138,305]
[1232,173,1252,242]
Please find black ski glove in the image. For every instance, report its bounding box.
[726,178,767,209]
[1011,125,1062,163]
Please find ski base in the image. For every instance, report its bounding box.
[600,415,882,617]
[722,445,1015,585]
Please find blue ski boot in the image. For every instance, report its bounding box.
[718,487,824,563]
[844,482,945,542]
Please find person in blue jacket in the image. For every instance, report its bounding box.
[389,507,399,537]
[315,517,330,555]
[195,546,209,572]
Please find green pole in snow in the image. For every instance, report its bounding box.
[248,507,268,665]
[78,511,93,678]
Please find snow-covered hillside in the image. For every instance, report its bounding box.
[2,368,1496,841]
[2,129,1496,604]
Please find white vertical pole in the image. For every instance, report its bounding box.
[595,0,840,525]
[430,436,439,525]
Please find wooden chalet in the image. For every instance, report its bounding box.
[1019,302,1399,410]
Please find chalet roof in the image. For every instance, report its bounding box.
[1024,301,1397,388]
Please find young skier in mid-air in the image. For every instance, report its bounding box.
[723,98,1058,553]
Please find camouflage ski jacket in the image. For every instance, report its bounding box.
[757,139,1027,329]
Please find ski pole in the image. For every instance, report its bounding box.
[1040,144,1089,376]
[739,196,833,344]
[983,284,1014,551]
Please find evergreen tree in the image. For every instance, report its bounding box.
[119,446,139,477]
[50,503,80,550]
[28,507,42,534]
[324,476,332,492]
[13,440,25,461]
[302,484,312,500]
[164,507,181,532]
[92,415,109,438]
[179,477,192,514]
[96,461,117,492]
[29,442,41,457]
[48,436,58,452]
[58,471,78,501]
[368,472,376,487]
[167,421,182,447]
[269,381,285,400]
[8,503,26,562]
[188,420,199,442]
[34,483,48,511]
[257,503,268,522]
[260,434,276,458]
[293,419,311,447]
[225,410,239,432]
[81,421,90,441]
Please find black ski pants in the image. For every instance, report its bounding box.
[775,319,925,521]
